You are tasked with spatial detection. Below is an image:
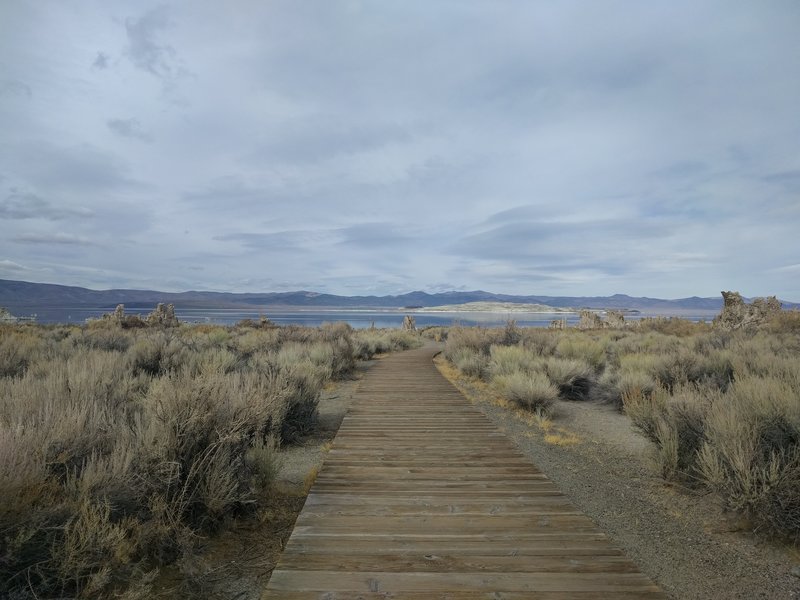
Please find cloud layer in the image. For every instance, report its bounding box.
[1,1,799,299]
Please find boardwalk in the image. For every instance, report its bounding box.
[264,345,666,599]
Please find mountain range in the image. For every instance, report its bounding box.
[2,278,797,313]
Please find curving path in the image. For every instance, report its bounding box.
[263,344,666,599]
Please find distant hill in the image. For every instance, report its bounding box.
[1,278,797,312]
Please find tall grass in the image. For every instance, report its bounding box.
[443,313,800,540]
[0,321,413,599]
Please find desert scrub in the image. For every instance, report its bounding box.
[493,371,558,415]
[449,347,489,379]
[556,334,607,372]
[353,328,421,360]
[488,345,542,379]
[0,319,389,599]
[443,322,800,539]
[444,326,503,361]
[544,357,595,401]
[698,375,800,539]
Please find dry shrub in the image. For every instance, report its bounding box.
[0,319,392,599]
[556,335,607,372]
[767,309,800,334]
[544,357,595,401]
[444,327,502,360]
[698,376,800,539]
[502,319,522,345]
[450,348,489,379]
[494,371,558,415]
[245,436,283,492]
[623,386,669,444]
[617,370,658,405]
[0,327,44,377]
[318,322,356,377]
[624,385,710,480]
[520,327,559,356]
[420,326,448,342]
[655,387,710,479]
[488,345,542,378]
[75,327,133,352]
[635,316,710,337]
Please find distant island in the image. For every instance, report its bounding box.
[408,301,574,313]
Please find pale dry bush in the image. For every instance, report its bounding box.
[58,499,139,596]
[233,328,281,357]
[0,326,45,377]
[616,369,658,404]
[246,435,283,492]
[698,375,800,538]
[318,322,357,377]
[353,329,421,360]
[444,326,503,361]
[544,357,595,401]
[488,345,542,379]
[556,334,607,372]
[622,385,670,444]
[450,347,489,379]
[493,371,558,415]
[0,321,372,598]
[520,327,559,356]
[654,386,712,480]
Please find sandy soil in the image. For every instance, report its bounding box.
[433,355,800,600]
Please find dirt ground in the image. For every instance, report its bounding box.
[433,354,800,600]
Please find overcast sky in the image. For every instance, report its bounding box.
[1,2,799,299]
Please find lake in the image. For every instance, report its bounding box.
[20,307,719,328]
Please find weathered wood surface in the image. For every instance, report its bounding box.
[263,345,665,599]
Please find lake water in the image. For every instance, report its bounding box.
[21,307,719,328]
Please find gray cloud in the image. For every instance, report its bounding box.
[0,80,32,99]
[247,118,414,165]
[213,230,333,252]
[0,259,35,273]
[0,140,144,194]
[0,2,798,300]
[93,52,110,70]
[107,117,153,142]
[0,190,93,220]
[336,223,416,248]
[13,232,95,246]
[125,7,177,79]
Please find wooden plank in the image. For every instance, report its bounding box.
[263,592,666,599]
[267,571,663,592]
[262,345,665,599]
